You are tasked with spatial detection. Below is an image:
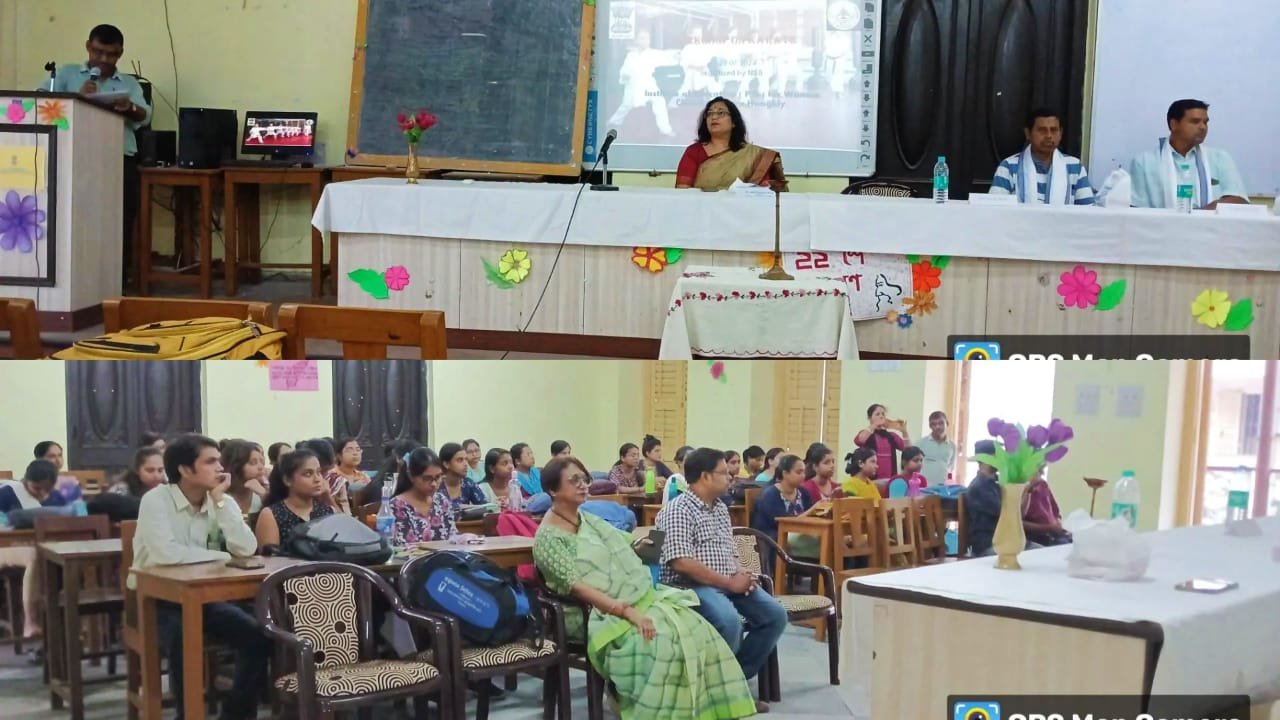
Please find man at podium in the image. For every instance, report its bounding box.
[41,24,151,285]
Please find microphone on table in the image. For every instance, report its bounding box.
[590,129,619,192]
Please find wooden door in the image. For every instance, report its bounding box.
[65,361,202,472]
[332,361,427,470]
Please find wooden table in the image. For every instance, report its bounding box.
[0,528,35,548]
[222,166,328,298]
[775,515,835,595]
[411,536,534,569]
[139,167,223,298]
[39,539,123,720]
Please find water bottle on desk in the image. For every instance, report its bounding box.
[376,480,396,550]
[1226,466,1250,523]
[644,467,656,496]
[1110,470,1140,529]
[933,156,950,203]
[1175,163,1194,213]
[72,499,88,517]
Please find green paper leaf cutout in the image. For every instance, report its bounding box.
[22,99,35,112]
[906,254,921,265]
[1223,298,1255,332]
[931,256,951,270]
[664,248,684,264]
[347,268,389,300]
[481,258,515,290]
[53,117,70,130]
[1094,279,1127,311]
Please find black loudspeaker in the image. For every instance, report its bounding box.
[177,107,238,169]
[136,129,176,167]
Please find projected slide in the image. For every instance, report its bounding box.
[597,0,881,177]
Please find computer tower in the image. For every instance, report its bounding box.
[177,108,238,169]
[136,129,176,167]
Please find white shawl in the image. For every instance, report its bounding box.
[1159,136,1214,209]
[1018,146,1070,205]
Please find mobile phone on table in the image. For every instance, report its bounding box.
[1174,578,1238,594]
[227,556,265,570]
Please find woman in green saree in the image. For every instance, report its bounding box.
[675,97,788,192]
[533,457,760,720]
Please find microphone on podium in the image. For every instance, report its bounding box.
[590,129,619,192]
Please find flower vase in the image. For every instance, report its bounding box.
[405,141,420,184]
[992,483,1027,570]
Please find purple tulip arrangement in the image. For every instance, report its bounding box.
[974,417,1075,484]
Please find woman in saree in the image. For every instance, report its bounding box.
[675,97,788,192]
[533,457,761,720]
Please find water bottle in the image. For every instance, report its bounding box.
[1226,466,1251,523]
[933,156,949,203]
[945,472,956,486]
[644,467,656,495]
[72,499,88,517]
[376,480,396,549]
[1110,470,1140,529]
[1175,163,1194,214]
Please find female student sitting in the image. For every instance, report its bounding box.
[255,449,334,551]
[533,456,758,720]
[742,446,766,479]
[756,447,784,484]
[295,438,346,514]
[1022,465,1072,546]
[752,454,811,542]
[853,403,909,480]
[478,448,522,511]
[843,448,883,501]
[219,440,268,516]
[886,446,929,498]
[641,435,673,484]
[0,460,63,654]
[109,447,167,497]
[437,442,487,513]
[463,438,486,484]
[800,442,843,504]
[139,432,166,451]
[724,449,743,478]
[389,447,456,545]
[661,445,696,505]
[607,443,647,495]
[329,437,371,513]
[550,439,573,460]
[511,442,542,498]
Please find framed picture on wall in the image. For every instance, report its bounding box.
[0,121,58,287]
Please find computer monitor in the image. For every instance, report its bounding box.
[240,111,317,160]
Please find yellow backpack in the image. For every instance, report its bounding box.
[52,317,285,360]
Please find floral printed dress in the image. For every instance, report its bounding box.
[389,493,456,546]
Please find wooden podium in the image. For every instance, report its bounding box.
[0,92,125,331]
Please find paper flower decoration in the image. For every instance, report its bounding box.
[0,191,46,253]
[974,417,1074,485]
[664,248,684,264]
[708,360,727,383]
[498,248,531,284]
[396,109,437,143]
[347,265,411,300]
[904,290,937,316]
[911,259,942,293]
[384,265,411,291]
[37,100,69,130]
[884,310,899,324]
[1057,264,1126,311]
[1191,289,1254,332]
[6,99,27,123]
[632,247,669,273]
[896,313,913,329]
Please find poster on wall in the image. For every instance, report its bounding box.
[0,120,57,287]
[781,250,909,319]
[596,0,882,176]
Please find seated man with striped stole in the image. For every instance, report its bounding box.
[989,108,1095,206]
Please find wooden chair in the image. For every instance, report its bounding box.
[532,575,606,720]
[732,528,839,693]
[34,515,124,678]
[0,470,12,479]
[66,469,108,498]
[0,565,24,652]
[102,297,273,332]
[831,497,886,587]
[742,485,762,527]
[277,303,447,359]
[0,297,44,358]
[121,521,142,720]
[879,498,918,569]
[840,180,916,198]
[397,556,569,720]
[913,495,949,565]
[257,562,453,720]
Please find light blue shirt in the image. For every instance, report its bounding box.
[1128,144,1248,209]
[41,63,152,157]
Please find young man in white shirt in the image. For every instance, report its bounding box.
[131,434,267,720]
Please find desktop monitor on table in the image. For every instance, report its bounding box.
[240,111,317,161]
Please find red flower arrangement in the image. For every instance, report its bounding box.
[397,110,437,143]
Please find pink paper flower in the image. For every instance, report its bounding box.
[6,99,26,123]
[384,265,410,291]
[1057,265,1102,308]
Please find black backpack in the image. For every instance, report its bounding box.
[403,550,542,648]
[283,514,391,566]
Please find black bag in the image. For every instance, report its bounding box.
[5,505,75,529]
[86,493,141,522]
[283,514,391,566]
[403,550,542,648]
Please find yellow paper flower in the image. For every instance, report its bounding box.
[1191,289,1230,328]
[904,290,938,316]
[498,248,531,284]
[885,310,899,324]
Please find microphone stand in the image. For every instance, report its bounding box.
[590,146,618,192]
[44,62,57,92]
[759,187,793,280]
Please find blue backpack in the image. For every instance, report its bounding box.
[404,550,542,648]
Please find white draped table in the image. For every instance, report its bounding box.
[839,518,1280,718]
[658,266,859,358]
[312,179,1280,356]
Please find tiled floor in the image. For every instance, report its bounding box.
[0,624,858,719]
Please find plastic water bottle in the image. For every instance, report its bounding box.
[644,467,656,495]
[1226,466,1251,523]
[376,480,396,549]
[933,156,949,203]
[1175,163,1194,213]
[1110,470,1140,529]
[72,499,88,517]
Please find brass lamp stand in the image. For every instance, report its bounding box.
[759,188,793,280]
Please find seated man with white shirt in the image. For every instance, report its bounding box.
[990,108,1095,205]
[130,434,268,720]
[1128,99,1249,210]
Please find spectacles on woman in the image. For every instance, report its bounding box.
[564,473,589,487]
[706,110,730,119]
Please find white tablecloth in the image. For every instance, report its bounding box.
[842,518,1280,707]
[313,178,1280,271]
[658,266,859,359]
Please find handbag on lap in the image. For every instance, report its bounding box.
[52,317,284,360]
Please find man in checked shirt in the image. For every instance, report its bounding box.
[658,447,787,692]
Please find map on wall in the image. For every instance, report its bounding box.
[0,112,57,287]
